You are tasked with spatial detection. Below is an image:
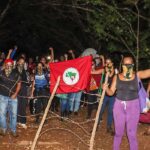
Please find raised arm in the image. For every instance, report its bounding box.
[99,55,105,66]
[49,47,54,62]
[137,69,150,79]
[1,49,13,70]
[30,79,35,98]
[10,45,18,59]
[6,49,13,59]
[105,75,117,96]
[91,68,104,75]
[68,50,75,59]
[64,53,68,61]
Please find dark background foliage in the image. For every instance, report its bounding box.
[0,0,150,68]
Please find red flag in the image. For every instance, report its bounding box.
[49,56,92,94]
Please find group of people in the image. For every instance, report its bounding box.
[0,46,150,150]
[0,47,86,137]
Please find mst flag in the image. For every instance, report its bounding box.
[49,56,92,94]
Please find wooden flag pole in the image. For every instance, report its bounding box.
[89,72,109,150]
[31,76,61,150]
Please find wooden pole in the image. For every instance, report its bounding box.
[135,2,140,72]
[31,76,61,150]
[89,73,109,150]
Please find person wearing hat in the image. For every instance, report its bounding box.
[0,59,21,137]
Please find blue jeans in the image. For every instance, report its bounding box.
[68,91,82,112]
[0,95,18,133]
[60,98,70,113]
[98,95,115,127]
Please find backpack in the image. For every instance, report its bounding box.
[139,110,150,124]
[137,77,150,113]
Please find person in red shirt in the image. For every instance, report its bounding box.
[87,56,105,119]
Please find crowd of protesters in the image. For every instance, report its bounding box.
[0,46,150,150]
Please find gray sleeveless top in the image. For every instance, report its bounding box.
[116,74,138,101]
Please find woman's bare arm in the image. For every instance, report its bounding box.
[31,79,35,98]
[49,47,54,62]
[91,68,104,75]
[105,75,117,96]
[137,69,150,79]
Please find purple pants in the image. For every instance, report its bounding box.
[113,98,140,150]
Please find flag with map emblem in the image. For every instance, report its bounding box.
[49,56,92,94]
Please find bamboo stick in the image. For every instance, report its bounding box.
[89,73,109,150]
[31,76,61,150]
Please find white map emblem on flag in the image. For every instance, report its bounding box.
[63,67,79,85]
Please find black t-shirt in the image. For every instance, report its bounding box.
[15,68,30,95]
[14,68,29,86]
[116,75,138,101]
[0,69,21,97]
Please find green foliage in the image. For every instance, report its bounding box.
[82,0,150,65]
[0,0,150,68]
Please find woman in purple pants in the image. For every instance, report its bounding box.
[103,56,150,150]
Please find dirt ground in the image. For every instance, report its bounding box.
[0,107,150,150]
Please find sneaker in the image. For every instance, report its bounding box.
[18,123,27,129]
[0,128,6,136]
[10,131,18,137]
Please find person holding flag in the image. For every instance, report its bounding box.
[49,56,92,107]
[86,56,104,119]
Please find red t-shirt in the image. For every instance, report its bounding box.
[87,66,104,92]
